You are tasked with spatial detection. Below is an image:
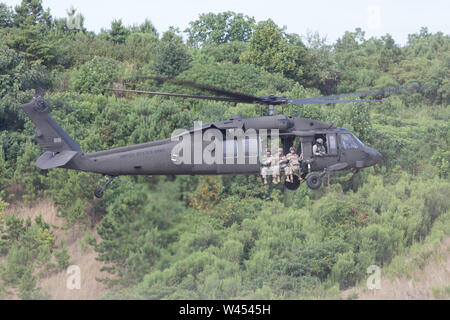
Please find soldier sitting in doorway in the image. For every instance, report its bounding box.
[270,148,284,184]
[286,147,303,182]
[260,149,273,185]
[280,149,291,182]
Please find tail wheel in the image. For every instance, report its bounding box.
[94,188,104,198]
[284,175,300,190]
[306,174,322,190]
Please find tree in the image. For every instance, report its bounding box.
[186,11,255,48]
[130,18,158,37]
[18,268,37,299]
[378,34,401,72]
[301,31,339,94]
[5,24,55,65]
[13,0,52,27]
[109,19,130,44]
[3,1,56,66]
[71,56,119,94]
[152,29,192,77]
[0,148,12,197]
[54,245,70,271]
[349,102,373,143]
[0,3,13,27]
[240,19,299,79]
[12,141,45,201]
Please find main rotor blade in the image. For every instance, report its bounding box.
[288,98,382,105]
[136,76,262,103]
[303,85,440,101]
[108,88,250,103]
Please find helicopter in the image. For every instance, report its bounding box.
[20,78,390,198]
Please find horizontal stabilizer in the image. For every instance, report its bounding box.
[35,151,79,170]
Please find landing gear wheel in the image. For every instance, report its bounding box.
[284,175,300,190]
[93,176,116,198]
[94,188,104,198]
[306,174,322,190]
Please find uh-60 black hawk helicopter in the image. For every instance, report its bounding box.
[21,78,387,198]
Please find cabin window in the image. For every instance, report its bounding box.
[327,134,338,155]
[340,133,359,149]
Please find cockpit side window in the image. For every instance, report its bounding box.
[340,133,359,149]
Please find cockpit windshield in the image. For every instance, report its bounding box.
[340,133,359,149]
[351,134,365,147]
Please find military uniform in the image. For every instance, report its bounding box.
[283,154,292,176]
[313,144,326,156]
[273,150,283,176]
[260,154,273,177]
[287,152,301,176]
[313,138,326,156]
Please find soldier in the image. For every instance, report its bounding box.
[260,149,273,185]
[313,138,326,156]
[271,148,283,184]
[286,147,302,182]
[280,149,291,182]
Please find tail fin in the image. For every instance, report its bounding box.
[21,98,81,169]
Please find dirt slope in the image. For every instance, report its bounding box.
[343,237,450,300]
[3,198,110,300]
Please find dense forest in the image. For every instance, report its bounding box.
[0,0,449,299]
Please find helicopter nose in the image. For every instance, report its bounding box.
[364,147,382,166]
[373,150,382,165]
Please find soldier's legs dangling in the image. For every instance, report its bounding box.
[292,165,301,181]
[284,166,292,182]
[261,167,267,185]
[272,166,280,184]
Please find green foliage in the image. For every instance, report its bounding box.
[12,141,44,201]
[18,267,36,299]
[0,44,48,130]
[330,251,360,289]
[152,30,192,77]
[0,148,12,197]
[178,62,294,99]
[0,3,13,28]
[53,244,70,271]
[12,0,52,27]
[431,149,450,178]
[200,41,248,64]
[241,19,300,79]
[0,203,66,299]
[95,181,182,286]
[72,56,119,94]
[5,23,55,65]
[186,11,255,48]
[109,19,130,44]
[130,19,158,36]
